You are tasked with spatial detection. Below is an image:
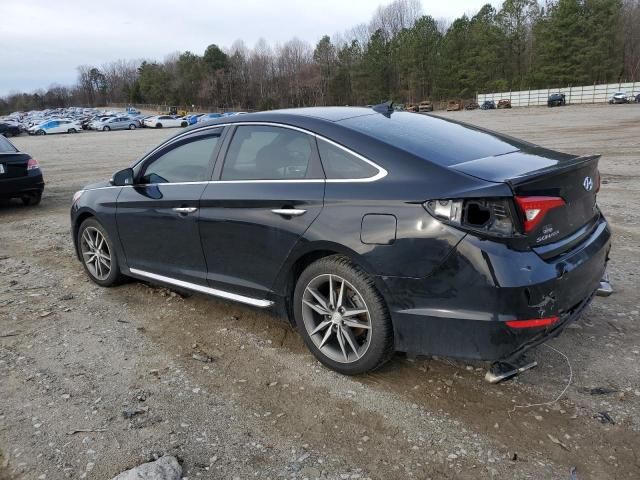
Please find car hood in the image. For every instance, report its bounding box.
[83,180,111,190]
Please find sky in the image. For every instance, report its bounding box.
[0,0,500,96]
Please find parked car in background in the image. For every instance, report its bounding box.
[0,135,44,205]
[480,100,496,110]
[609,92,629,104]
[465,101,479,110]
[0,122,22,137]
[143,115,189,128]
[635,93,640,103]
[187,113,205,125]
[198,112,224,123]
[497,99,512,109]
[547,93,566,107]
[70,106,611,375]
[99,117,139,131]
[28,119,82,135]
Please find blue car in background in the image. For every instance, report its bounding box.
[187,113,205,125]
[197,112,223,123]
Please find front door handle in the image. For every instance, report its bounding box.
[271,208,307,217]
[173,207,198,214]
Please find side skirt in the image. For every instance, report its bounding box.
[128,268,274,308]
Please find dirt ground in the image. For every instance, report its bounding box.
[1,103,638,480]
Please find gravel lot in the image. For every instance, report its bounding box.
[1,104,639,479]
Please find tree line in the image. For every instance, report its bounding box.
[1,0,638,114]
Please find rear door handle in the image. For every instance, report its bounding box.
[173,207,198,214]
[271,208,307,217]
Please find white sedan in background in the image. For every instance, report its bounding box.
[143,115,189,128]
[27,119,82,135]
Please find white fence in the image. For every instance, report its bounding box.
[477,82,640,107]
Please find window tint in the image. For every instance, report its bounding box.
[221,125,316,180]
[317,139,379,179]
[339,112,527,166]
[142,134,221,184]
[0,136,17,153]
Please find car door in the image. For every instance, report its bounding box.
[116,128,226,285]
[198,124,325,300]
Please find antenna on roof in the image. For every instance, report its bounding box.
[371,101,394,115]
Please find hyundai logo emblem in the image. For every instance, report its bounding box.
[583,176,593,191]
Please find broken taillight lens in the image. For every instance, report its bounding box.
[514,196,565,233]
[506,316,560,329]
[423,198,516,237]
[27,158,39,170]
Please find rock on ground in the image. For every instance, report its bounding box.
[110,456,181,480]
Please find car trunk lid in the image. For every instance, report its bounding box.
[450,149,601,252]
[0,152,30,178]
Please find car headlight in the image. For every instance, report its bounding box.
[72,190,86,204]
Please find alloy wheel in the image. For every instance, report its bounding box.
[301,274,372,363]
[80,227,111,280]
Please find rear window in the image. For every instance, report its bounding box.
[0,135,17,153]
[339,112,526,166]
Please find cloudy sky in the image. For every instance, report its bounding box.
[0,0,499,96]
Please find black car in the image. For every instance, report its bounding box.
[548,93,566,107]
[0,135,44,205]
[480,100,496,110]
[0,122,22,137]
[70,107,610,375]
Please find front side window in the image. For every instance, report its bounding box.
[141,133,221,184]
[317,139,379,179]
[221,125,317,180]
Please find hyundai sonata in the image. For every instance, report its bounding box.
[70,106,611,375]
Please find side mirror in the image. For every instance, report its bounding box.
[111,167,134,186]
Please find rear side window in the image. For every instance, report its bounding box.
[141,133,221,184]
[317,139,379,179]
[0,136,17,153]
[221,125,319,180]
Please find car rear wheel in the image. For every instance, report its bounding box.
[21,191,41,206]
[294,255,394,375]
[77,218,125,287]
[68,128,77,133]
[103,126,110,131]
[129,124,136,130]
[36,130,45,135]
[155,123,162,128]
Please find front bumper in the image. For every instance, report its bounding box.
[382,217,611,361]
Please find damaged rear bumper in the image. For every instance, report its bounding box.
[381,217,611,361]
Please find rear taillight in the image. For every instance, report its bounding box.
[424,198,516,237]
[27,158,39,170]
[514,196,565,233]
[506,316,559,329]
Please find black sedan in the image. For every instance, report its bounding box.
[480,100,496,110]
[548,93,566,107]
[0,122,22,137]
[70,107,611,375]
[0,135,44,205]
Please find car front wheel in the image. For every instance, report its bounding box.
[77,218,125,287]
[294,255,394,375]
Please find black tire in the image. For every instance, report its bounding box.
[77,217,125,287]
[155,123,162,128]
[128,124,136,130]
[103,126,110,131]
[293,255,394,375]
[68,128,77,133]
[181,122,188,127]
[21,191,41,206]
[36,130,45,136]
